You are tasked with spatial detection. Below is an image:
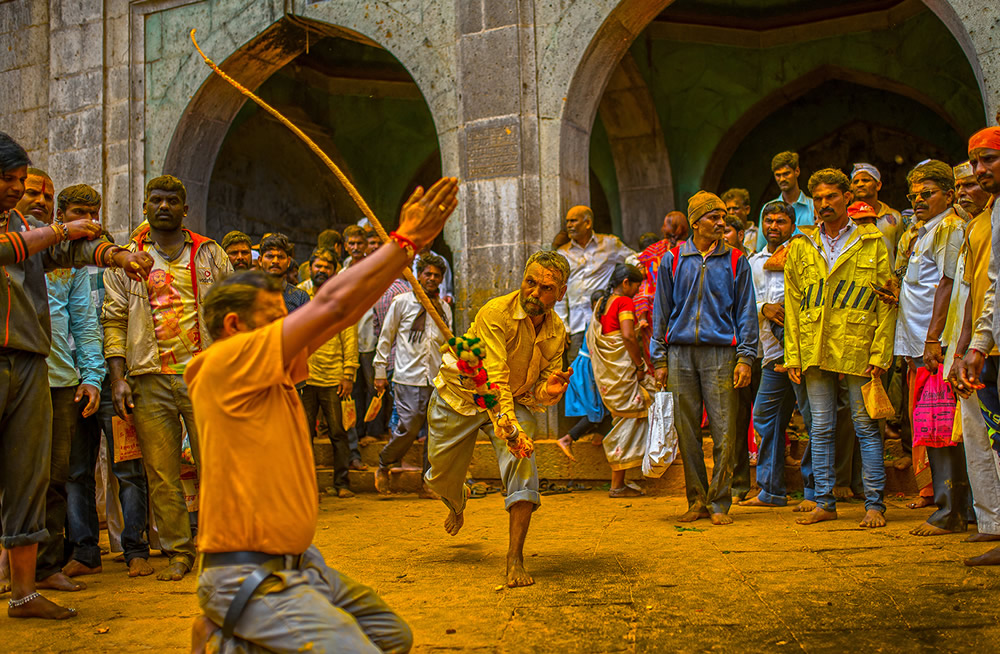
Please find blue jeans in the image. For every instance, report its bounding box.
[803,369,885,513]
[66,379,150,567]
[753,365,802,505]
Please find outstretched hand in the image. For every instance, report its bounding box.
[396,177,459,251]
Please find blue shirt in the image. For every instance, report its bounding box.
[45,266,105,388]
[755,190,815,250]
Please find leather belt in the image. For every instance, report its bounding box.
[200,551,304,639]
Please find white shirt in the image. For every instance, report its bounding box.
[819,221,857,271]
[373,291,452,386]
[749,244,789,366]
[894,207,965,357]
[556,233,635,334]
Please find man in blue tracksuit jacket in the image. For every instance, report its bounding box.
[651,191,758,525]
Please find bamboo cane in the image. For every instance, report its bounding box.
[190,29,531,456]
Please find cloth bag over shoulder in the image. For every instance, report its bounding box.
[643,391,678,478]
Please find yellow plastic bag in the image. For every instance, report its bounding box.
[341,399,357,431]
[862,376,895,420]
[365,390,385,423]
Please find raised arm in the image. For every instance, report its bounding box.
[282,178,458,367]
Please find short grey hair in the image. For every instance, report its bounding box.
[524,250,570,285]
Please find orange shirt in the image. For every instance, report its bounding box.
[184,318,316,555]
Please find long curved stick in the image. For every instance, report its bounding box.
[189,29,531,454]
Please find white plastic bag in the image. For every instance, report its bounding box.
[643,391,678,478]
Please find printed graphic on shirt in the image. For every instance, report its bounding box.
[146,251,201,373]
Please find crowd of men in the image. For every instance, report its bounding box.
[555,129,1000,557]
[2,119,1000,640]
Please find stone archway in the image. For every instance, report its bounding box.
[161,20,310,233]
[701,64,969,193]
[556,0,674,239]
[597,51,674,246]
[152,1,458,234]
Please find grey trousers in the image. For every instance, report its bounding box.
[424,390,541,514]
[378,383,432,473]
[0,351,51,549]
[198,545,412,654]
[667,345,738,515]
[130,373,199,567]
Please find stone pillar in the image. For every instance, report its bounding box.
[47,0,104,195]
[454,0,564,434]
[453,0,542,328]
[0,0,50,168]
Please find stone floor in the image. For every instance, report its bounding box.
[4,489,1000,653]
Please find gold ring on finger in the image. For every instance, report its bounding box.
[438,204,446,212]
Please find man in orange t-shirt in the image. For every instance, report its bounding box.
[185,178,457,654]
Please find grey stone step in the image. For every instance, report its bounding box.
[312,436,917,496]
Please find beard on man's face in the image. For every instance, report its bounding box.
[312,271,330,287]
[521,296,546,316]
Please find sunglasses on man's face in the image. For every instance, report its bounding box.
[906,189,940,204]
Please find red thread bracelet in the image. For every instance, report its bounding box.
[389,231,417,260]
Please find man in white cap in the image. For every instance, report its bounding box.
[850,163,902,266]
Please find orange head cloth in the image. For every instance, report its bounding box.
[969,126,1000,155]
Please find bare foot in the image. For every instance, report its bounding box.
[710,512,733,525]
[556,435,576,462]
[738,496,781,507]
[358,436,379,447]
[796,507,838,525]
[893,456,912,471]
[965,533,1000,543]
[608,486,643,498]
[965,546,1000,566]
[793,500,817,513]
[832,486,853,500]
[7,593,77,620]
[37,572,86,592]
[191,615,220,654]
[909,521,952,536]
[678,509,709,522]
[907,496,934,509]
[128,558,154,577]
[506,557,535,588]
[61,560,101,578]
[590,433,604,446]
[156,561,190,582]
[444,508,465,536]
[785,455,801,467]
[374,468,391,495]
[860,509,887,528]
[0,578,8,595]
[113,554,125,563]
[348,460,368,472]
[337,488,355,499]
[418,483,440,500]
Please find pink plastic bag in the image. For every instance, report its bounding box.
[911,367,957,448]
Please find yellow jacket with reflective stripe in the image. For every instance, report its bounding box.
[784,223,897,377]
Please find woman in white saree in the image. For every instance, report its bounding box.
[587,263,655,498]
